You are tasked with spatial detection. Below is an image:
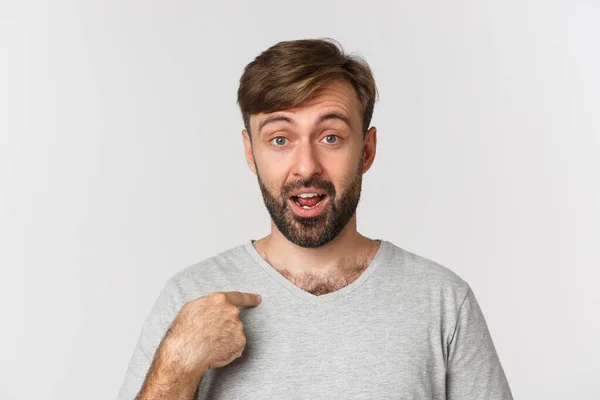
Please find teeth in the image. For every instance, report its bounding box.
[294,197,324,209]
[296,193,321,198]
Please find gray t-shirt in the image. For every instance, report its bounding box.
[117,240,513,399]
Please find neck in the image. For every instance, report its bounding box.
[253,215,380,276]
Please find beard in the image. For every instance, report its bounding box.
[255,156,364,249]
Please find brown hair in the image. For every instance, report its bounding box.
[237,38,378,140]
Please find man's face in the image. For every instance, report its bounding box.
[242,79,377,248]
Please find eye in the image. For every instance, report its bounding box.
[270,137,288,147]
[323,135,340,144]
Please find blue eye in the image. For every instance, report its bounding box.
[271,137,287,146]
[324,135,339,144]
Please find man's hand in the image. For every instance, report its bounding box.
[166,291,263,374]
[136,291,262,399]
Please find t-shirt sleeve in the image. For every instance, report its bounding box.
[446,287,513,399]
[116,280,183,400]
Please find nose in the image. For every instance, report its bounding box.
[291,141,323,180]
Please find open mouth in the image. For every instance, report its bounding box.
[289,193,328,217]
[291,193,327,209]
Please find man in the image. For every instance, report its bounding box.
[118,38,513,399]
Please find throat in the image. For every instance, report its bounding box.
[253,238,382,296]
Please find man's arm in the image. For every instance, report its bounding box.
[446,287,513,399]
[118,283,260,399]
[117,280,187,399]
[135,335,207,400]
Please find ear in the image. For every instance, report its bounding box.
[242,129,257,175]
[361,126,377,174]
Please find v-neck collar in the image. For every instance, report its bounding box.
[244,239,391,306]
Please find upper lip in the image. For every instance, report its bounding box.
[289,188,327,197]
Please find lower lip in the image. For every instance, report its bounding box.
[289,196,328,218]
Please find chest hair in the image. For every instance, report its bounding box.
[261,247,377,296]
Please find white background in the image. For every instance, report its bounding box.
[1,1,599,399]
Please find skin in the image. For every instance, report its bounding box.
[242,78,380,291]
[136,292,262,399]
[136,79,380,399]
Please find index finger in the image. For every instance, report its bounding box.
[223,291,262,307]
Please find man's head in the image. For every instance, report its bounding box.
[237,38,378,248]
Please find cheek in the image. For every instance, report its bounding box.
[326,157,357,183]
[257,168,287,197]
[255,155,293,192]
[254,148,289,174]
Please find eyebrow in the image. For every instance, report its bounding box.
[257,112,353,135]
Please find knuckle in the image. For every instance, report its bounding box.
[210,292,227,303]
[179,300,195,316]
[236,325,246,339]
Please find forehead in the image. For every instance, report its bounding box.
[251,79,363,130]
[293,79,361,112]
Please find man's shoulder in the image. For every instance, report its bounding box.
[173,242,249,278]
[161,242,253,300]
[383,241,471,295]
